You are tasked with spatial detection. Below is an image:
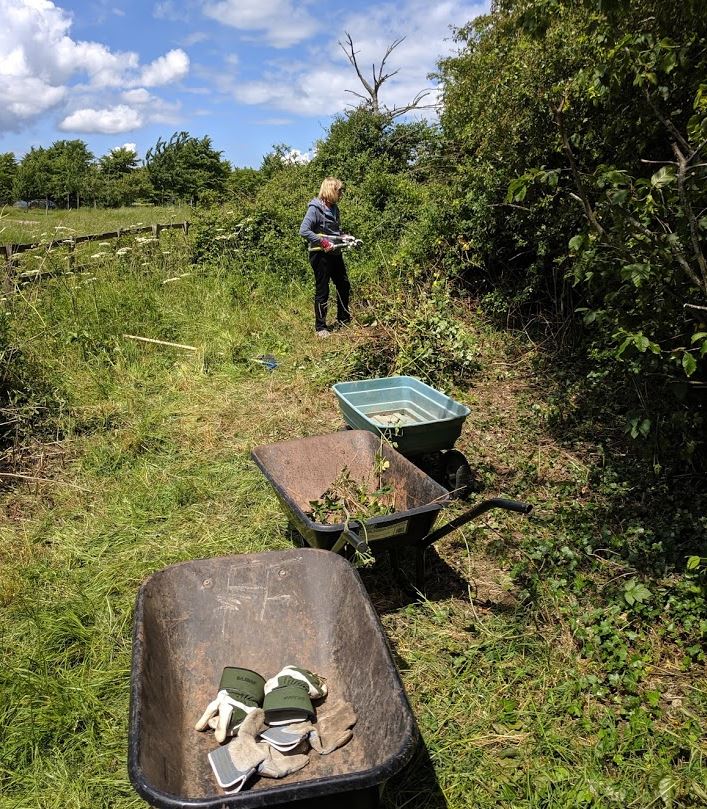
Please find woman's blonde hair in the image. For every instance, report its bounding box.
[318,177,344,204]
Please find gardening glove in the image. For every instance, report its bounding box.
[259,745,310,779]
[195,667,266,743]
[263,665,327,725]
[209,709,309,790]
[319,237,333,252]
[260,720,315,752]
[309,701,357,755]
[207,708,270,791]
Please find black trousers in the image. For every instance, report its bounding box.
[309,251,351,331]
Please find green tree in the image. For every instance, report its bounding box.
[13,147,54,208]
[228,167,261,202]
[99,146,139,178]
[97,147,151,207]
[145,131,229,204]
[0,153,17,205]
[46,140,94,208]
[434,0,707,462]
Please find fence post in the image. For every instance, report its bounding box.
[4,244,15,294]
[67,240,76,272]
[182,221,190,237]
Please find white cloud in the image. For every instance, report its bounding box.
[137,49,190,87]
[181,31,209,46]
[153,0,190,21]
[114,142,137,154]
[122,88,152,104]
[0,0,191,132]
[202,0,318,48]
[0,76,66,131]
[59,105,143,134]
[231,0,486,117]
[283,148,311,164]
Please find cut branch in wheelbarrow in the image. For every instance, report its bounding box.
[251,431,534,589]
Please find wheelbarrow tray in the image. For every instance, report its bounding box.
[332,376,470,456]
[129,549,418,808]
[251,430,449,553]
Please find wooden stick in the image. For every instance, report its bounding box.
[123,334,199,351]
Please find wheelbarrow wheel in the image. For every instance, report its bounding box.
[442,450,476,499]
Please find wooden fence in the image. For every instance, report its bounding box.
[3,221,190,290]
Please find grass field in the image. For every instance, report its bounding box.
[1,230,705,808]
[0,204,192,246]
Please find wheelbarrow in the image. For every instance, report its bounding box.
[251,430,532,588]
[129,549,418,808]
[332,376,474,495]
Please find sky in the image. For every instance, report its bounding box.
[0,0,489,168]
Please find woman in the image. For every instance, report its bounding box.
[299,177,351,337]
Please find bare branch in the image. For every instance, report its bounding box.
[340,32,432,121]
[672,141,707,294]
[554,99,606,238]
[644,87,691,154]
[339,33,376,110]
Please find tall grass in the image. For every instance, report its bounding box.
[1,232,705,808]
[0,205,192,246]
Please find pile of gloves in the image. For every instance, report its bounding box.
[195,665,356,793]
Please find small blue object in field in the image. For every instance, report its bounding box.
[254,354,278,371]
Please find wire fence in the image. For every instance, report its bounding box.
[2,221,190,291]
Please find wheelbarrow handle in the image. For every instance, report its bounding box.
[330,526,372,556]
[420,498,533,550]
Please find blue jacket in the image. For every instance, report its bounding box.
[299,197,341,250]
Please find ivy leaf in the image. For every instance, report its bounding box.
[623,579,651,604]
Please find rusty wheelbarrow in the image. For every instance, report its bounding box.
[251,430,532,588]
[129,549,418,808]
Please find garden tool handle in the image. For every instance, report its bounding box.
[330,527,372,556]
[420,498,533,549]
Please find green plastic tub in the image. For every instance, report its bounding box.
[332,376,470,456]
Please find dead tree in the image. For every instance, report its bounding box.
[338,32,435,120]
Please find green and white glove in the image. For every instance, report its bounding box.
[260,701,357,755]
[195,667,265,744]
[209,709,309,792]
[263,666,327,726]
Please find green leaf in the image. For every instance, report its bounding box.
[569,235,584,252]
[657,775,676,808]
[683,352,697,377]
[690,332,707,343]
[651,166,676,188]
[686,556,703,572]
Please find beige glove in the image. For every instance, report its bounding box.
[209,708,309,791]
[261,701,357,756]
[208,709,269,791]
[310,701,357,755]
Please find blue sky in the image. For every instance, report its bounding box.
[0,0,488,168]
